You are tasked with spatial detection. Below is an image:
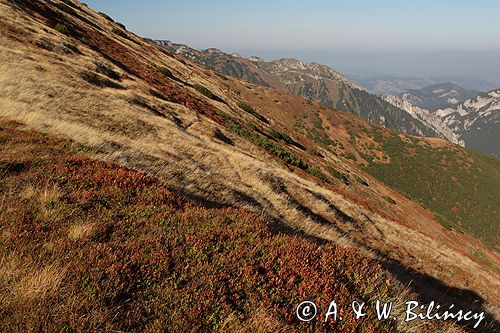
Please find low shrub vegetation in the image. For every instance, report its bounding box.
[112,27,128,39]
[0,121,410,332]
[55,2,77,16]
[98,12,114,22]
[268,128,295,145]
[306,166,331,183]
[306,127,334,147]
[227,122,308,170]
[326,166,350,185]
[116,22,126,30]
[80,36,97,48]
[343,152,356,161]
[193,84,225,103]
[355,175,369,186]
[384,195,397,205]
[61,0,77,8]
[307,147,323,157]
[364,133,500,246]
[237,102,269,123]
[54,23,70,35]
[215,110,236,123]
[156,66,175,79]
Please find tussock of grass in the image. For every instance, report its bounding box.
[12,264,66,302]
[68,223,96,241]
[81,71,124,89]
[95,63,120,81]
[148,88,168,101]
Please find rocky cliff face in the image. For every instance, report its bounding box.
[384,95,463,145]
[385,90,500,156]
[434,90,500,156]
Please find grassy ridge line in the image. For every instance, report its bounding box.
[0,120,415,332]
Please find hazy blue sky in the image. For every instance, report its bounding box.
[84,0,500,84]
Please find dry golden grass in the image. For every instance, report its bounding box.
[13,264,66,302]
[68,222,95,241]
[219,308,291,333]
[20,184,38,200]
[484,303,500,323]
[0,255,66,307]
[40,184,62,204]
[18,183,63,222]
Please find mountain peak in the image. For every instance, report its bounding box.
[247,55,264,62]
[205,47,223,54]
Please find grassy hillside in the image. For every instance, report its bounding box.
[0,120,422,332]
[157,40,498,248]
[286,105,499,247]
[0,0,499,327]
[361,132,500,247]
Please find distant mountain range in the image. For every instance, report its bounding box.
[399,83,479,111]
[348,74,497,96]
[386,86,500,156]
[383,95,463,145]
[156,41,441,138]
[157,41,499,156]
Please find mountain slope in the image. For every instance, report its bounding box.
[1,119,410,332]
[1,0,499,331]
[157,41,441,138]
